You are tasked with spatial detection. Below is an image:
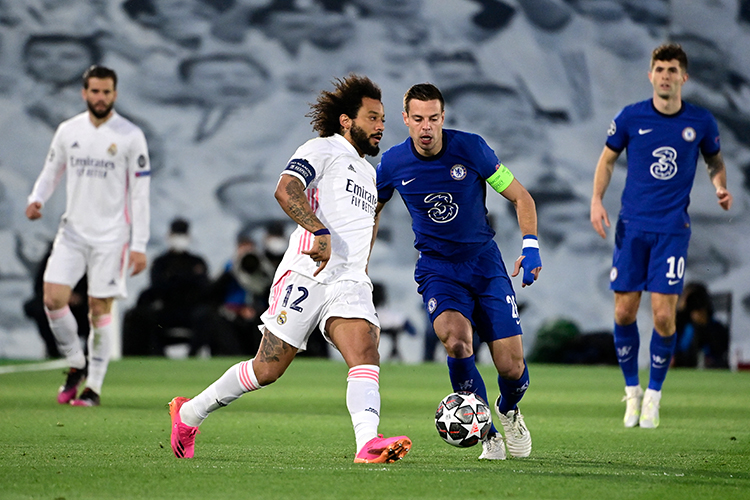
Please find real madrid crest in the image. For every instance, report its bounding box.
[450,164,467,181]
[277,310,287,325]
[107,143,118,156]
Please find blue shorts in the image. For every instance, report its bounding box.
[610,220,690,295]
[415,243,523,342]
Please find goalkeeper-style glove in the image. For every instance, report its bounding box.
[520,235,542,285]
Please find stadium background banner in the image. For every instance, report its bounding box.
[1,0,749,367]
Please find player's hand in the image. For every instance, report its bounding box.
[590,199,610,239]
[512,236,542,287]
[25,201,43,220]
[716,187,732,211]
[129,251,147,276]
[303,233,331,277]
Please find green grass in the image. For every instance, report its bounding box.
[1,359,748,499]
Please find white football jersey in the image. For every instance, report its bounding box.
[275,134,378,285]
[28,111,151,252]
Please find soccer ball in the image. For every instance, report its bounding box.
[435,392,492,447]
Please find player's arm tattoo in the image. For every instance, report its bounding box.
[704,151,726,180]
[284,177,324,230]
[257,331,292,363]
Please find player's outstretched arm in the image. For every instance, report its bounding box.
[704,152,733,211]
[501,179,542,287]
[275,173,331,275]
[590,146,619,238]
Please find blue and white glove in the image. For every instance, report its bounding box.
[520,235,542,286]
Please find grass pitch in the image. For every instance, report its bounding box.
[1,358,748,499]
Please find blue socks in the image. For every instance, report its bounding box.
[497,363,529,414]
[648,330,676,391]
[614,322,640,387]
[447,355,497,434]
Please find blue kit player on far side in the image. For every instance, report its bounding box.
[590,44,733,429]
[375,83,542,460]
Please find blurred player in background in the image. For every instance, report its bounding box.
[590,43,732,428]
[375,83,541,460]
[169,74,411,464]
[25,65,151,407]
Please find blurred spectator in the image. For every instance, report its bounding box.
[122,218,211,355]
[261,220,287,269]
[372,282,416,362]
[23,242,89,359]
[190,231,271,356]
[674,282,730,369]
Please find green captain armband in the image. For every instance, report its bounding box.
[487,163,515,193]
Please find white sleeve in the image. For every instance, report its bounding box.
[128,129,151,253]
[28,126,66,206]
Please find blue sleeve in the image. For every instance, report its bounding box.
[376,160,395,202]
[605,109,628,153]
[699,112,721,156]
[473,135,503,179]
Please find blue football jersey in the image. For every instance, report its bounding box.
[377,129,502,260]
[606,99,720,234]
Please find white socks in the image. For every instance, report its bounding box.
[181,360,261,427]
[346,365,381,453]
[86,314,113,394]
[45,306,86,369]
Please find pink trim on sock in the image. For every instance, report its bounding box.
[238,360,260,392]
[92,314,113,328]
[45,305,72,320]
[347,366,380,384]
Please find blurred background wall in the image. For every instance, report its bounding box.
[1,0,749,367]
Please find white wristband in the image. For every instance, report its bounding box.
[522,238,539,249]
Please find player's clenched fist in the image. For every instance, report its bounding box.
[26,201,43,220]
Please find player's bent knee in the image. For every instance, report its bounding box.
[442,337,473,359]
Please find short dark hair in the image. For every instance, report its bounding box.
[177,54,269,82]
[651,43,688,72]
[307,74,382,137]
[82,65,117,89]
[403,83,444,114]
[170,218,190,235]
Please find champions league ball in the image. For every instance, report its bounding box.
[435,392,492,447]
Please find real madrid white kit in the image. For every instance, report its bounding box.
[260,134,379,348]
[28,111,151,298]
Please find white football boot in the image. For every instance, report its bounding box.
[495,397,532,458]
[478,432,506,460]
[622,385,643,428]
[639,388,661,429]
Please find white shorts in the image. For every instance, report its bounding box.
[43,228,130,299]
[260,270,379,351]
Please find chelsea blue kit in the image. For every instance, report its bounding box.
[605,99,721,293]
[377,129,523,339]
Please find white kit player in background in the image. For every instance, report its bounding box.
[169,75,411,464]
[25,65,151,407]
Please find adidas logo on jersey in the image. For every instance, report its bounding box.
[348,164,356,172]
[71,141,80,148]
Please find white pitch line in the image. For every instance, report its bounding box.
[0,359,69,375]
